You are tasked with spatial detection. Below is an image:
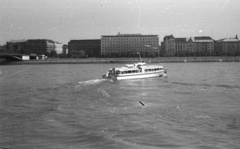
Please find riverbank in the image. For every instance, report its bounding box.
[1,56,240,65]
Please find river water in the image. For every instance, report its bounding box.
[0,62,240,149]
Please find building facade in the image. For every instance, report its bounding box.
[215,36,240,56]
[27,39,55,55]
[68,39,101,58]
[185,38,196,55]
[194,36,214,56]
[6,40,28,54]
[162,35,213,56]
[162,35,176,56]
[0,44,7,53]
[62,44,68,56]
[54,42,64,54]
[175,37,187,56]
[101,33,159,57]
[5,39,62,56]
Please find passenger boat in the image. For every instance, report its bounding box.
[102,53,167,80]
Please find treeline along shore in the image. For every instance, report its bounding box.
[1,56,240,65]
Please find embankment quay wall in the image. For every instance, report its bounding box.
[1,57,240,65]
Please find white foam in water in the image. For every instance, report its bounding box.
[97,88,110,98]
[78,79,106,85]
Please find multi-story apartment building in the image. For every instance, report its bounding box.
[0,44,7,53]
[162,35,214,56]
[68,39,101,58]
[175,38,187,56]
[162,35,193,56]
[5,39,58,55]
[162,35,176,56]
[27,39,55,55]
[215,35,240,56]
[185,38,196,54]
[101,33,159,57]
[6,40,28,54]
[194,36,214,56]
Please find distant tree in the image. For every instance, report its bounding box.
[235,51,240,56]
[159,51,164,57]
[140,52,145,57]
[79,50,86,57]
[115,52,120,58]
[145,52,150,57]
[49,50,57,58]
[211,51,216,56]
[149,52,155,58]
[185,51,190,57]
[121,51,127,57]
[20,48,31,55]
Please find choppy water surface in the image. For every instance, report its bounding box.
[0,62,240,149]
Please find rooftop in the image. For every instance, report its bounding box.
[217,38,240,42]
[27,39,54,42]
[164,35,174,40]
[102,33,158,38]
[8,39,27,43]
[194,36,213,40]
[194,36,213,42]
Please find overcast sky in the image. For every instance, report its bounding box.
[0,0,239,44]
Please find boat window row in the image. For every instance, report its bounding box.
[145,68,163,72]
[115,70,140,74]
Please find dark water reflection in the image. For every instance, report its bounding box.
[0,63,240,149]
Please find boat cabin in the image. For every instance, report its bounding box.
[108,65,164,76]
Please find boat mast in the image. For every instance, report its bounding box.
[137,52,142,62]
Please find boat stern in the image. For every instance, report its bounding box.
[102,74,117,81]
[163,66,167,76]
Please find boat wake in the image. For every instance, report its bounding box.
[97,88,110,98]
[78,79,107,86]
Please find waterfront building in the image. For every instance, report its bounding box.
[27,39,55,55]
[175,37,187,56]
[215,35,240,56]
[6,40,28,54]
[0,44,7,53]
[0,45,6,50]
[162,35,194,56]
[54,42,64,54]
[68,39,101,58]
[194,36,214,56]
[101,33,159,57]
[162,35,176,56]
[162,35,213,56]
[62,44,68,56]
[5,39,61,56]
[185,37,196,55]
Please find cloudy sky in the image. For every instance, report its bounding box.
[0,0,239,44]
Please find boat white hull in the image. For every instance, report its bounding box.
[107,71,166,81]
[102,60,167,81]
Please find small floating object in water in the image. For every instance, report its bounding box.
[139,101,145,106]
